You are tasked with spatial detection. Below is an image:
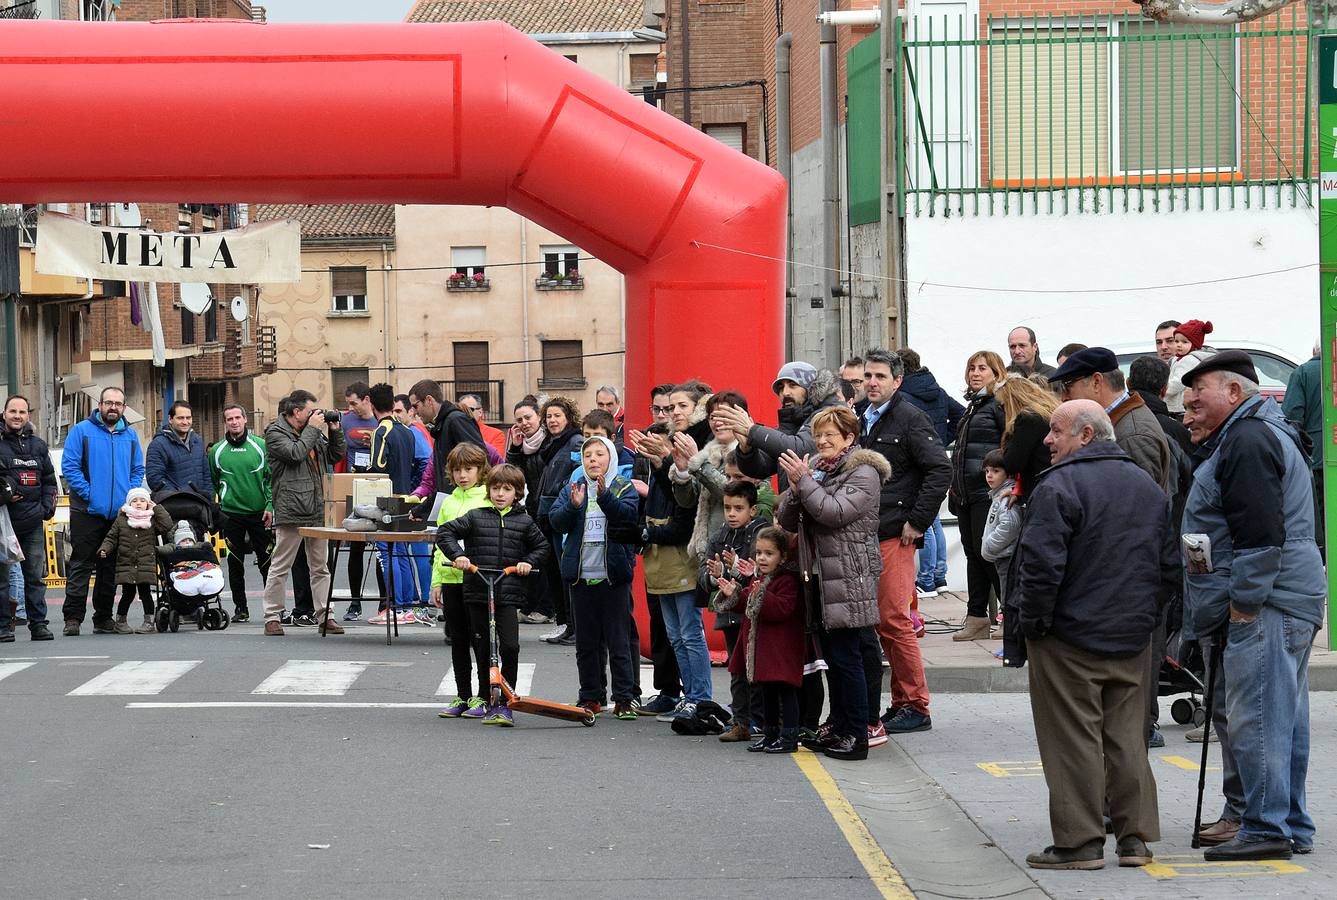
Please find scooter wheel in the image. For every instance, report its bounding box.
[581,714,596,727]
[168,611,180,633]
[1170,697,1195,725]
[491,686,504,708]
[1192,706,1208,728]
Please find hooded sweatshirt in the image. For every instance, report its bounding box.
[577,436,618,580]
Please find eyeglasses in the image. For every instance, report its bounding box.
[101,401,125,408]
[650,405,673,415]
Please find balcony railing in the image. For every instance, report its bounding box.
[257,325,277,373]
[535,273,585,291]
[451,379,504,421]
[0,1,38,20]
[17,205,37,247]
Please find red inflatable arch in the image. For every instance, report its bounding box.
[1,18,787,659]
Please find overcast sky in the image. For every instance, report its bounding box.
[258,0,417,23]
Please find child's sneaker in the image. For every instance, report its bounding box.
[482,705,514,726]
[577,699,602,718]
[366,608,389,625]
[868,722,889,748]
[437,696,469,718]
[460,697,489,719]
[614,701,639,720]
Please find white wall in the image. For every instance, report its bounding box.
[903,189,1319,387]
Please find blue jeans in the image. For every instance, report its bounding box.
[375,542,419,606]
[1223,606,1316,846]
[0,527,49,632]
[915,517,947,591]
[656,591,712,703]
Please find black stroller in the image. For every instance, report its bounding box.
[151,488,230,633]
[1158,596,1208,728]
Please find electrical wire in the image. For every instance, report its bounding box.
[299,256,598,274]
[267,348,626,374]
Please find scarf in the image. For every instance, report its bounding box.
[812,445,853,478]
[123,503,155,529]
[521,426,546,455]
[743,573,774,684]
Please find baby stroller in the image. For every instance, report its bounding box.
[151,488,230,633]
[1158,597,1208,728]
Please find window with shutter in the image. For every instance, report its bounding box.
[331,367,370,406]
[1116,21,1237,174]
[331,266,368,314]
[453,341,491,405]
[704,123,746,156]
[629,53,657,84]
[988,22,1110,184]
[540,244,580,277]
[450,246,487,277]
[540,340,585,388]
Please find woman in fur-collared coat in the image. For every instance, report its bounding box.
[776,405,890,762]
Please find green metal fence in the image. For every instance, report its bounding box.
[892,4,1327,216]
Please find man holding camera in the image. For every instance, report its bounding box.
[0,395,58,642]
[262,390,347,636]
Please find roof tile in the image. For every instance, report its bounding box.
[406,1,645,34]
[252,204,395,240]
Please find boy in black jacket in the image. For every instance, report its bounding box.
[437,464,549,727]
[701,481,768,742]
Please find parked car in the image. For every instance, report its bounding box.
[1111,341,1299,403]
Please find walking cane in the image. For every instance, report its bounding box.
[1190,636,1225,849]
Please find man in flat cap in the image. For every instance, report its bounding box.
[1181,350,1325,861]
[1050,347,1171,492]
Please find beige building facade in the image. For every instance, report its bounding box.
[399,1,666,420]
[252,205,397,425]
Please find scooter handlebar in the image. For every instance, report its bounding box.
[466,565,538,576]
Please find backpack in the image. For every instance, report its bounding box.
[669,700,731,736]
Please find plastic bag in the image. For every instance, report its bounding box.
[0,506,24,565]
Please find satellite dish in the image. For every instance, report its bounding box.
[230,295,249,323]
[179,283,213,315]
[113,203,141,227]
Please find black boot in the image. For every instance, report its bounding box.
[765,727,799,754]
[748,728,779,753]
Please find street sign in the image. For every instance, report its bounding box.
[1319,35,1337,649]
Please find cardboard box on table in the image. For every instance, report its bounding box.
[323,473,392,527]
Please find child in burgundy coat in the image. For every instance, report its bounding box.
[716,526,804,754]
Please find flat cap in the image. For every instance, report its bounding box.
[1048,347,1119,384]
[1179,349,1257,387]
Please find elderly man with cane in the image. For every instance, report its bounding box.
[1181,351,1325,861]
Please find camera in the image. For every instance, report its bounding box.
[322,409,341,424]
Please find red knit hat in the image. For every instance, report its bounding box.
[1175,319,1213,351]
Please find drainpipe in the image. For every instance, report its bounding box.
[819,0,843,368]
[678,0,692,122]
[519,217,532,391]
[776,32,794,358]
[381,241,392,379]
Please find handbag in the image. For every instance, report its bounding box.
[0,506,25,565]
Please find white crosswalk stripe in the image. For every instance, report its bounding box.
[252,660,372,696]
[435,663,535,697]
[0,661,38,683]
[67,660,202,696]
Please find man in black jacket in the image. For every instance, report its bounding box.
[859,350,951,736]
[1014,399,1170,871]
[408,379,486,501]
[0,396,58,641]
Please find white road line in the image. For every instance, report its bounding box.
[5,656,110,661]
[435,662,536,696]
[0,662,38,683]
[67,660,202,696]
[251,660,372,696]
[128,701,444,709]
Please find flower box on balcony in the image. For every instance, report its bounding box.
[535,272,584,291]
[447,274,490,291]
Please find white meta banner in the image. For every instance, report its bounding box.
[35,212,301,283]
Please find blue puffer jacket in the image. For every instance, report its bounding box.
[146,426,214,496]
[61,412,145,520]
[547,473,640,584]
[1181,396,1326,639]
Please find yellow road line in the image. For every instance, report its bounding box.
[794,752,915,899]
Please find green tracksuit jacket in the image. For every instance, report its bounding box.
[208,431,273,516]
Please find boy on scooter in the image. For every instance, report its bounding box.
[437,464,549,726]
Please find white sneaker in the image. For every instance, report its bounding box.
[540,624,567,641]
[916,587,939,599]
